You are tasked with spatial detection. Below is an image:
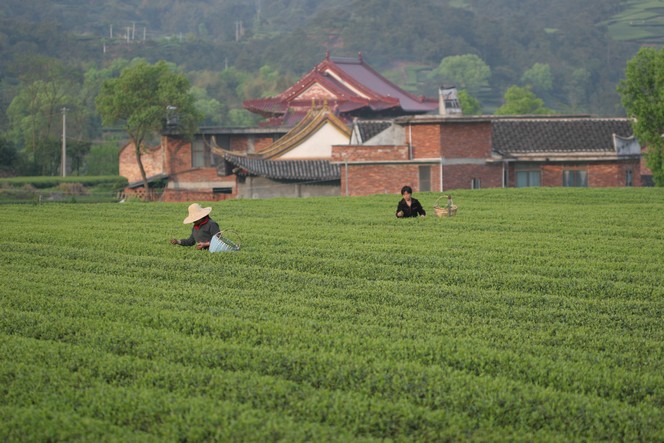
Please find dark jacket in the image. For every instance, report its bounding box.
[178,217,220,246]
[396,197,426,218]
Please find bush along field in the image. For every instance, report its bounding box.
[0,187,662,442]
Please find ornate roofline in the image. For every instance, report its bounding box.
[243,52,437,122]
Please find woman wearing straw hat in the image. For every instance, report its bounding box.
[170,203,221,250]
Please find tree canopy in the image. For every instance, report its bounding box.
[495,86,554,116]
[618,47,664,186]
[96,59,202,192]
[430,54,491,97]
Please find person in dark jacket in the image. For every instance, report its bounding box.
[170,203,221,249]
[396,185,426,218]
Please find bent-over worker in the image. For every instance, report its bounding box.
[170,203,220,250]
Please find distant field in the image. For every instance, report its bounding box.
[603,0,664,44]
[0,188,662,441]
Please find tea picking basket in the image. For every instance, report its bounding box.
[209,230,241,252]
[433,195,458,218]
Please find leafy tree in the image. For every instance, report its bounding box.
[564,67,591,113]
[227,109,260,128]
[6,56,84,175]
[67,140,91,175]
[429,54,491,96]
[191,86,223,126]
[96,60,202,195]
[458,90,481,115]
[0,135,17,173]
[617,47,664,186]
[521,63,553,92]
[495,85,554,115]
[85,142,120,176]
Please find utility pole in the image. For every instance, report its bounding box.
[61,107,68,177]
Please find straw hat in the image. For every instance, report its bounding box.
[183,203,212,224]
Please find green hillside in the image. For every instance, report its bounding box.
[1,188,662,441]
[603,0,664,44]
[2,0,663,176]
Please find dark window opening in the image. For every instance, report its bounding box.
[563,170,588,187]
[419,166,431,192]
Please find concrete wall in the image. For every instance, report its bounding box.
[236,176,340,199]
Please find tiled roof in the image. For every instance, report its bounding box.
[127,173,169,189]
[224,152,340,181]
[243,53,438,126]
[354,121,392,143]
[332,57,437,112]
[492,118,634,155]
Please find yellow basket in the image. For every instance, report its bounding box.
[433,195,458,217]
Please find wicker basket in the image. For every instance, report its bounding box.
[433,195,458,218]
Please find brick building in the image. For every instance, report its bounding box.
[119,126,287,201]
[332,115,641,196]
[119,53,643,201]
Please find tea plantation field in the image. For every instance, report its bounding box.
[0,188,662,442]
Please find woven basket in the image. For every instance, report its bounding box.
[433,195,458,218]
[209,230,241,252]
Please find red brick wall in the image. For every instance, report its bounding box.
[442,163,503,190]
[163,138,192,174]
[332,145,409,162]
[343,164,420,196]
[254,136,275,153]
[119,143,164,183]
[440,121,493,158]
[640,146,652,185]
[509,161,641,187]
[406,120,493,160]
[231,135,275,154]
[160,189,233,202]
[409,124,441,158]
[230,136,249,153]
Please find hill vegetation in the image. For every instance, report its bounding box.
[0,0,660,175]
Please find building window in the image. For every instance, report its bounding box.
[516,170,541,187]
[471,178,480,189]
[563,170,588,187]
[626,169,633,187]
[192,139,212,168]
[419,166,431,192]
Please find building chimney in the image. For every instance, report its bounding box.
[439,85,462,116]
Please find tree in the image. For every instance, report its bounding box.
[96,60,202,195]
[6,56,82,175]
[495,85,554,115]
[521,63,553,92]
[617,47,664,186]
[457,90,482,115]
[429,54,491,96]
[0,136,17,173]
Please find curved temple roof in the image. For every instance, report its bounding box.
[244,53,438,126]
